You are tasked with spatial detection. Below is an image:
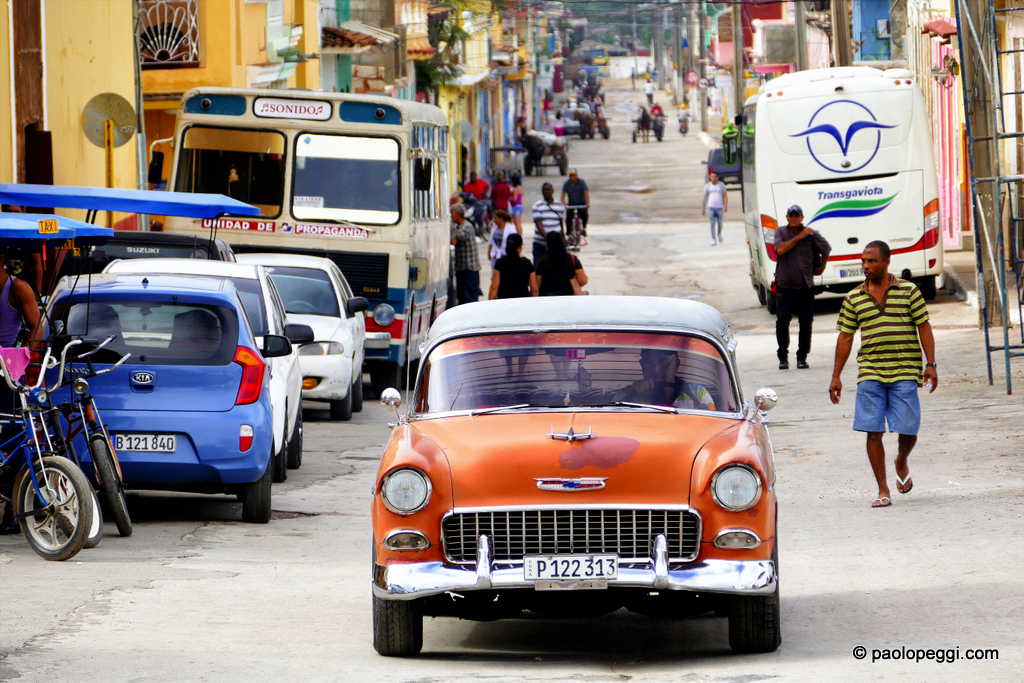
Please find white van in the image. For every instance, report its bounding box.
[742,67,943,311]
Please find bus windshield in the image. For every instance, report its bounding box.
[292,134,400,225]
[175,126,286,218]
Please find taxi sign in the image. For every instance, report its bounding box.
[38,219,59,234]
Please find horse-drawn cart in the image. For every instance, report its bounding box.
[522,130,569,176]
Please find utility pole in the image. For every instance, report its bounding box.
[732,2,743,122]
[632,5,639,89]
[697,1,708,130]
[889,0,908,61]
[686,5,696,111]
[794,0,808,71]
[673,5,683,105]
[652,6,662,91]
[830,0,852,67]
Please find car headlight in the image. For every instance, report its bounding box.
[373,303,396,327]
[380,467,432,515]
[711,465,762,511]
[298,342,344,356]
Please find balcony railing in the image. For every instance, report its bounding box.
[139,0,200,69]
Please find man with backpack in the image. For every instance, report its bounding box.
[773,205,831,370]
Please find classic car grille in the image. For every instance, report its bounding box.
[442,509,701,564]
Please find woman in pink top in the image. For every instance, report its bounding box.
[509,174,524,234]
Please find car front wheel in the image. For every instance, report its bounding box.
[728,541,781,653]
[352,375,364,413]
[330,390,353,421]
[372,593,423,657]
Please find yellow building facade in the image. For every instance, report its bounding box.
[1,0,138,191]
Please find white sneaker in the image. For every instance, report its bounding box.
[711,240,717,246]
[718,234,724,243]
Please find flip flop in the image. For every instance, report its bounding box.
[895,461,914,494]
[872,496,891,508]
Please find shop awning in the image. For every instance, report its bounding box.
[923,18,957,40]
[0,184,260,219]
[322,21,398,55]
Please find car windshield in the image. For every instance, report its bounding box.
[416,331,737,414]
[292,134,400,225]
[175,126,286,218]
[265,267,340,317]
[60,301,239,366]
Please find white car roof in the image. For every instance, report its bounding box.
[104,258,261,279]
[235,253,333,271]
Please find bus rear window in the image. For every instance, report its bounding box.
[292,134,400,225]
[175,126,285,218]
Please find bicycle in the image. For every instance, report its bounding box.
[49,335,133,537]
[0,346,94,561]
[564,204,589,252]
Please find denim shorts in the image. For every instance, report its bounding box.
[852,380,921,435]
[511,204,524,216]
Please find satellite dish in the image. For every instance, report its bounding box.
[82,93,136,148]
[454,121,474,145]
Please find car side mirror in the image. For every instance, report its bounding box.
[284,323,314,344]
[148,151,164,186]
[701,159,708,165]
[754,388,778,412]
[346,297,370,316]
[262,334,292,358]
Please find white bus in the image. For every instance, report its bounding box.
[159,88,451,394]
[742,67,942,311]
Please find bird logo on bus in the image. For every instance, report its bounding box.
[791,100,897,174]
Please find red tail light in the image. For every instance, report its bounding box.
[233,347,265,405]
[924,227,940,250]
[239,425,254,452]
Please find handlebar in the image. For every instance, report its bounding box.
[564,205,588,209]
[78,334,116,359]
[53,335,130,388]
[92,353,131,377]
[0,346,52,393]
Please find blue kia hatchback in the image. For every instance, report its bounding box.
[47,274,285,523]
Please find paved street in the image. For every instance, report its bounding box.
[2,80,1023,682]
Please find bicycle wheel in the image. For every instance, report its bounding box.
[14,456,94,561]
[85,488,103,549]
[89,434,132,537]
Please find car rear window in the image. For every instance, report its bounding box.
[417,331,737,414]
[104,242,212,260]
[60,301,239,366]
[225,278,267,336]
[264,267,340,317]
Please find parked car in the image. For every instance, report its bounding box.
[369,296,780,656]
[47,274,288,523]
[83,231,237,273]
[704,147,742,186]
[236,254,368,421]
[103,259,310,481]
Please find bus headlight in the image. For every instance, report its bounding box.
[711,465,762,511]
[373,304,396,327]
[380,467,432,515]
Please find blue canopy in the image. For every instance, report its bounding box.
[0,214,92,245]
[0,184,260,219]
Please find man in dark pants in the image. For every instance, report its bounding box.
[450,204,481,305]
[773,205,831,369]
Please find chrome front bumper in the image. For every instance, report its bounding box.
[373,534,776,600]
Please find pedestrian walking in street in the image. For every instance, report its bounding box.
[543,90,552,125]
[702,171,728,246]
[631,67,636,90]
[489,233,538,299]
[773,205,831,369]
[531,182,565,264]
[536,231,588,296]
[560,169,590,238]
[645,79,655,106]
[509,174,524,234]
[490,172,512,212]
[450,204,481,305]
[829,241,937,509]
[486,209,517,271]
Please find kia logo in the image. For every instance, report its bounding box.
[131,372,154,384]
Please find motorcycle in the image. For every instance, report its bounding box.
[460,192,490,238]
[679,112,689,136]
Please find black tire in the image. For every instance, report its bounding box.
[372,593,423,657]
[632,130,637,144]
[915,275,937,300]
[352,374,364,413]
[558,156,568,176]
[241,454,272,524]
[272,435,288,483]
[88,434,132,538]
[729,542,781,654]
[656,127,664,142]
[287,408,303,470]
[601,126,609,139]
[757,284,768,306]
[766,290,778,316]
[14,457,94,561]
[330,390,353,421]
[524,157,534,176]
[370,362,400,399]
[85,489,103,549]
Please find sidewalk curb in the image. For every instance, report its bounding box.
[699,132,715,149]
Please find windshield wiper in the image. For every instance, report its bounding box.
[608,401,679,414]
[470,403,567,416]
[333,218,377,233]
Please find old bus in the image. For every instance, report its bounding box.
[742,67,943,311]
[160,88,450,393]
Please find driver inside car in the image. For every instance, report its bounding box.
[615,348,716,411]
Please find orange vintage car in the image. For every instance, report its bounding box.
[370,296,780,656]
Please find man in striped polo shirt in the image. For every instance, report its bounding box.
[531,183,565,264]
[829,240,937,509]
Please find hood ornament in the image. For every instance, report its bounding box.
[536,477,607,491]
[546,425,596,442]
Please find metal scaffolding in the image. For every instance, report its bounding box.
[955,0,1024,393]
